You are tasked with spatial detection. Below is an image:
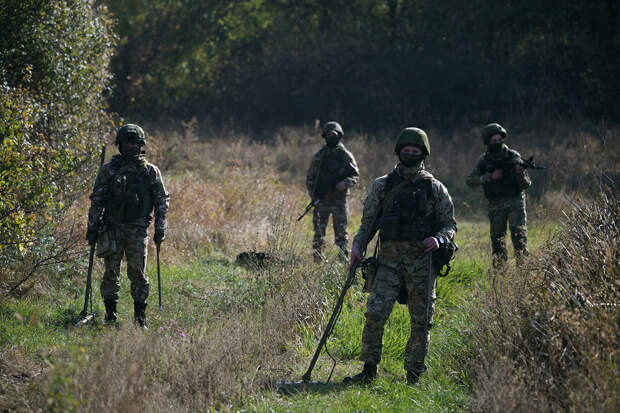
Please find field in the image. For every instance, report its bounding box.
[1,124,618,412]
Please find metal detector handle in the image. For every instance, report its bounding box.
[80,244,96,317]
[156,242,162,310]
[302,262,358,383]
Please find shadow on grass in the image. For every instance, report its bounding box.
[276,380,352,396]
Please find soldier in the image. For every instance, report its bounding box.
[466,123,531,267]
[86,124,170,328]
[306,121,359,262]
[346,128,457,385]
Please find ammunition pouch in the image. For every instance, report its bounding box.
[361,257,378,293]
[96,224,117,258]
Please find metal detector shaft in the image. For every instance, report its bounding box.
[80,244,96,318]
[157,242,162,310]
[302,262,358,383]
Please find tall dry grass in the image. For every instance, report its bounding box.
[468,190,619,412]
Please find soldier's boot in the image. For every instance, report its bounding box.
[343,362,377,384]
[134,301,147,329]
[510,226,529,266]
[490,233,508,268]
[406,370,421,385]
[104,298,117,323]
[312,250,327,263]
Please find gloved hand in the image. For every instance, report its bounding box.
[86,227,98,246]
[154,229,165,245]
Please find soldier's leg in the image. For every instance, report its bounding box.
[312,203,330,262]
[488,207,509,267]
[125,225,149,327]
[509,197,529,262]
[100,226,125,320]
[332,201,349,258]
[403,255,436,381]
[359,265,401,366]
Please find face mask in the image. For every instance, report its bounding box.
[487,142,503,154]
[399,153,424,167]
[325,135,341,147]
[120,142,143,160]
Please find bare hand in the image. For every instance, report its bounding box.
[423,237,439,253]
[336,181,347,191]
[515,164,524,175]
[349,243,362,269]
[492,169,503,180]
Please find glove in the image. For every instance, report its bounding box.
[86,227,98,246]
[154,229,165,245]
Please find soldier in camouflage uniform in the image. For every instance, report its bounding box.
[466,123,531,267]
[306,121,359,261]
[345,128,457,385]
[86,124,170,328]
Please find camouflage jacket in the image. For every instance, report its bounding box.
[306,143,359,202]
[87,154,170,232]
[466,144,531,202]
[353,163,457,258]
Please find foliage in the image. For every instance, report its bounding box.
[107,0,620,130]
[0,0,115,289]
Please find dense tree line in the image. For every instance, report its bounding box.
[0,0,115,286]
[107,0,620,131]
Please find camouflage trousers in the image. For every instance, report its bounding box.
[359,251,436,375]
[312,200,349,257]
[488,195,529,265]
[101,224,150,304]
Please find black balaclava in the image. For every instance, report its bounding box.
[487,142,503,154]
[325,133,341,148]
[399,150,424,167]
[119,142,143,161]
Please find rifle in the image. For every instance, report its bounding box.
[297,198,319,221]
[75,144,106,328]
[156,242,162,310]
[517,155,547,170]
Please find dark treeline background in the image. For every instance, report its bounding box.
[107,0,620,131]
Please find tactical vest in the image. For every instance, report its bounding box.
[105,163,153,224]
[479,152,521,200]
[379,172,435,242]
[315,147,347,200]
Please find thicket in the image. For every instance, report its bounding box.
[0,1,115,291]
[469,191,619,412]
[107,0,620,131]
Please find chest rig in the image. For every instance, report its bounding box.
[315,147,347,200]
[479,151,521,200]
[105,163,153,224]
[379,172,435,242]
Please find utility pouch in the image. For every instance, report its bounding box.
[96,224,117,258]
[361,257,378,293]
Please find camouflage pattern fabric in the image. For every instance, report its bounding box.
[466,144,530,264]
[306,143,359,202]
[87,154,169,304]
[312,199,349,256]
[100,224,150,303]
[353,163,456,376]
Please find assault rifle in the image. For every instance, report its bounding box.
[516,156,547,170]
[297,198,319,221]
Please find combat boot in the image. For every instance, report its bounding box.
[103,298,117,323]
[406,370,420,385]
[134,301,147,329]
[343,362,376,384]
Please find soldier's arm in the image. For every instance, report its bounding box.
[87,166,109,230]
[432,181,457,241]
[343,151,360,189]
[509,150,532,190]
[306,151,322,197]
[150,165,170,232]
[465,158,492,188]
[352,176,385,251]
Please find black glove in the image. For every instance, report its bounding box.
[154,229,165,245]
[86,227,98,246]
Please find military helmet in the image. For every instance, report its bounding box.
[394,127,430,155]
[322,121,344,138]
[482,123,507,145]
[115,124,146,145]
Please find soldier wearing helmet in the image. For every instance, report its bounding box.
[346,127,457,385]
[86,123,170,328]
[306,121,359,262]
[466,122,531,267]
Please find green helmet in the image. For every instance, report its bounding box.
[481,123,507,145]
[115,124,146,145]
[394,127,430,155]
[322,121,344,138]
